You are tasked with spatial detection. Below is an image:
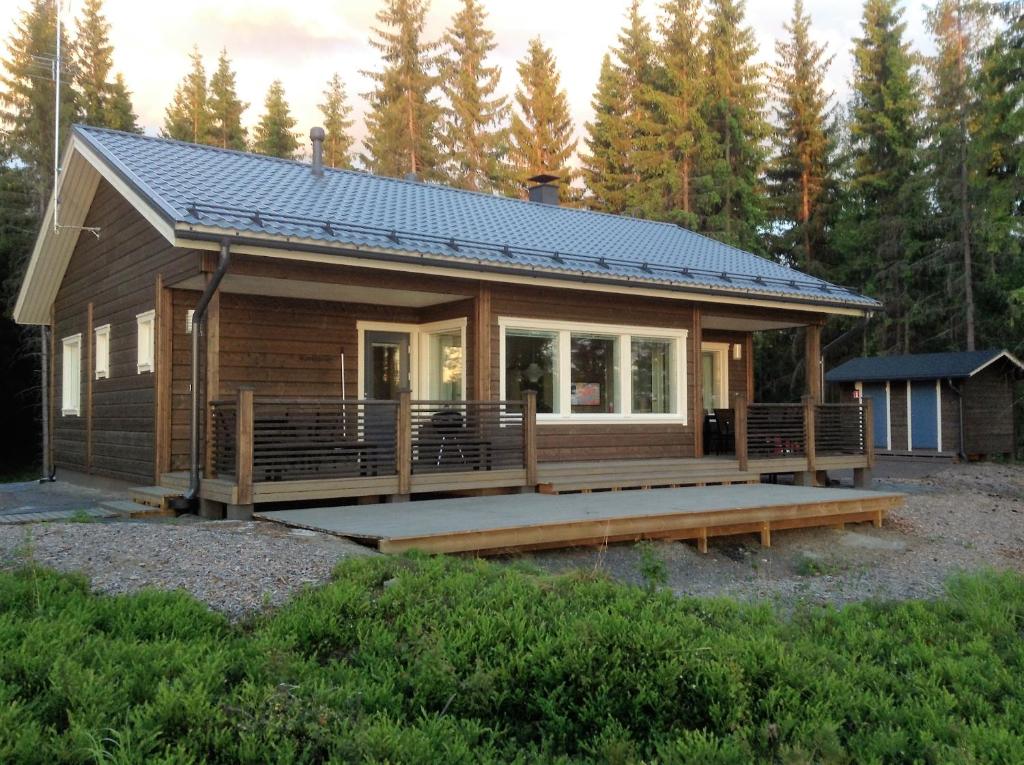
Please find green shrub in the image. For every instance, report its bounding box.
[0,560,1022,762]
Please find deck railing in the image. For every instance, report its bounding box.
[733,394,873,473]
[210,388,538,500]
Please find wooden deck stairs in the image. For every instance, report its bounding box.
[100,485,183,518]
[537,458,760,495]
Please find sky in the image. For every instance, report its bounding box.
[1,0,934,158]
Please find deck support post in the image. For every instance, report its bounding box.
[760,521,771,548]
[523,390,538,488]
[397,388,412,497]
[863,398,875,467]
[697,528,708,554]
[732,393,748,472]
[235,386,254,506]
[805,324,822,403]
[803,395,817,475]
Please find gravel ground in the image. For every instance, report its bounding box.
[0,517,374,620]
[1,460,1021,616]
[505,461,1024,608]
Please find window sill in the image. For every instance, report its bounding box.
[61,409,80,417]
[137,364,153,374]
[95,371,109,380]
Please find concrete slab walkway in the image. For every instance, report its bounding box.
[0,481,118,524]
[257,483,905,555]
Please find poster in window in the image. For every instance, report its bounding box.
[571,382,601,406]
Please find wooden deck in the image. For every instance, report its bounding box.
[255,484,904,555]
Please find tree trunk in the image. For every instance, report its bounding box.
[955,4,976,351]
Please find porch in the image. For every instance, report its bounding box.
[166,390,875,511]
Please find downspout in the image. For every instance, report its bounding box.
[946,378,966,461]
[184,239,231,504]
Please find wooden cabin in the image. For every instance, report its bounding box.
[15,125,882,519]
[826,350,1023,460]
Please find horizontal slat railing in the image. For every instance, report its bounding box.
[746,403,807,460]
[410,400,525,474]
[210,400,237,478]
[211,398,399,482]
[815,403,867,456]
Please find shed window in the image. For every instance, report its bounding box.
[136,310,155,373]
[61,334,82,416]
[94,324,110,379]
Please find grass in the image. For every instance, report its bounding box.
[1,557,1023,763]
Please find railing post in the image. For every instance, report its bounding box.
[732,393,748,472]
[235,386,254,505]
[863,398,875,467]
[803,394,817,473]
[396,389,412,496]
[523,390,538,486]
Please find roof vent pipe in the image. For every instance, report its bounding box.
[310,127,325,177]
[526,173,560,205]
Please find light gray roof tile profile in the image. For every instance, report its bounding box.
[74,124,879,310]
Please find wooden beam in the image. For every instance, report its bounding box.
[803,395,817,474]
[154,277,173,481]
[204,290,221,475]
[396,388,412,496]
[745,333,754,400]
[523,390,538,487]
[692,305,703,458]
[475,284,491,400]
[733,392,748,472]
[85,302,93,474]
[805,324,822,403]
[235,386,254,505]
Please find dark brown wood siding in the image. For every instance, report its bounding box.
[52,179,201,484]
[889,382,907,451]
[940,381,961,453]
[963,364,1016,456]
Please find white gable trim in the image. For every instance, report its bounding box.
[968,351,1024,378]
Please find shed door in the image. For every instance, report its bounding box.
[861,383,889,449]
[910,381,938,449]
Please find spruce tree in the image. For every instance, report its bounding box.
[701,0,768,252]
[509,37,577,196]
[252,80,299,159]
[318,74,355,169]
[208,48,247,150]
[837,0,927,353]
[0,0,78,214]
[975,2,1023,351]
[767,0,837,272]
[582,54,632,212]
[361,0,441,179]
[656,0,710,228]
[162,46,211,143]
[582,1,664,214]
[439,0,510,192]
[74,0,138,132]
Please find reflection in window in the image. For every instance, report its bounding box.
[571,334,618,413]
[427,330,463,401]
[632,337,674,413]
[504,330,558,413]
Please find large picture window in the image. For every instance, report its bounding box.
[499,318,687,422]
[504,330,559,413]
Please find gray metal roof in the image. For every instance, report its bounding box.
[825,349,1023,383]
[75,124,879,310]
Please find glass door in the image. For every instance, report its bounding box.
[364,331,411,399]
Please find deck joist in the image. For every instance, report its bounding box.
[256,484,904,555]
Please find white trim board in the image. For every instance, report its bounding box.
[700,342,731,410]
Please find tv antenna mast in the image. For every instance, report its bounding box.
[52,0,100,238]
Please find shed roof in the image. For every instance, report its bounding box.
[69,125,878,311]
[825,349,1024,383]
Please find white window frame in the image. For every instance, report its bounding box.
[356,319,468,401]
[61,333,82,416]
[499,316,688,424]
[94,324,110,380]
[136,310,155,374]
[700,341,731,410]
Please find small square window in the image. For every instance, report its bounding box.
[94,324,110,379]
[136,310,155,374]
[61,334,82,416]
[186,309,195,334]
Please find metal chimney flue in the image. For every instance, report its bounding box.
[526,173,560,205]
[310,126,325,177]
